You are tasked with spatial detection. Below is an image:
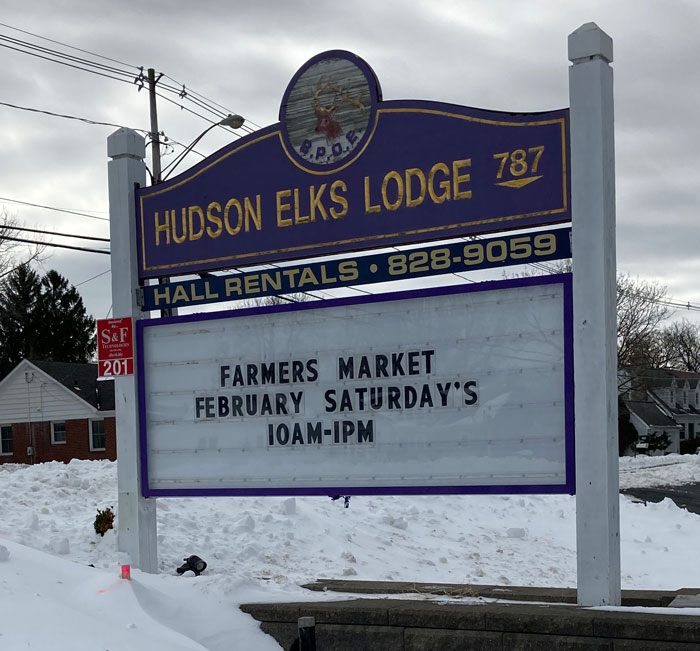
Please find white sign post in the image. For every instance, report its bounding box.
[107,129,158,573]
[569,23,621,606]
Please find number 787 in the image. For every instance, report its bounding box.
[493,146,544,178]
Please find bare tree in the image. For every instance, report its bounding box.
[253,292,312,307]
[506,267,673,391]
[506,266,672,375]
[616,274,671,369]
[659,319,700,373]
[0,208,45,279]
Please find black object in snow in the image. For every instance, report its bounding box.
[176,555,207,576]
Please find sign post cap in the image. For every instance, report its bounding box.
[108,128,146,160]
[568,22,613,64]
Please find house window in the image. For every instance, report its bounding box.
[90,419,106,451]
[51,421,67,445]
[0,425,12,455]
[690,423,696,439]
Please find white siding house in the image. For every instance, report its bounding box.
[0,359,116,464]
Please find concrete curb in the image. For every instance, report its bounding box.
[301,579,700,607]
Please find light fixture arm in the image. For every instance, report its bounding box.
[161,114,245,181]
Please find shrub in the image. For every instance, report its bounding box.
[680,439,700,455]
[94,507,115,536]
[646,431,671,453]
[618,398,638,455]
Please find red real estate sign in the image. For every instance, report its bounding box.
[97,317,134,377]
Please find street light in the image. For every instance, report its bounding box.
[161,114,245,181]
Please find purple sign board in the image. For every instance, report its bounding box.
[136,50,570,280]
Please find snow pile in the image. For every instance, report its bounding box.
[619,452,700,489]
[2,455,700,649]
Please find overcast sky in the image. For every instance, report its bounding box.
[0,1,698,323]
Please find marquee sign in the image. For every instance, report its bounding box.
[137,275,574,497]
[136,51,570,280]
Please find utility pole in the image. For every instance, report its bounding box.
[147,68,174,316]
[147,68,162,184]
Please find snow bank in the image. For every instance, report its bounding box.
[2,456,700,649]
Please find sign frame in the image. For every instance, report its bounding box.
[110,27,621,606]
[136,273,574,498]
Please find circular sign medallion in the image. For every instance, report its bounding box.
[280,51,381,173]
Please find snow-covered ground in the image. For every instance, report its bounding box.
[1,453,700,649]
[618,452,700,489]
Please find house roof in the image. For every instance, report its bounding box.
[667,369,700,390]
[634,368,700,389]
[29,360,114,411]
[626,400,680,428]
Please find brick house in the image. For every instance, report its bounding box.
[0,359,115,464]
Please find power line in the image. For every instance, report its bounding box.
[0,100,202,162]
[154,89,239,134]
[0,40,135,87]
[161,73,264,131]
[657,299,700,313]
[453,234,700,312]
[0,196,109,222]
[158,80,228,119]
[0,25,256,150]
[0,225,109,242]
[0,29,255,137]
[0,261,28,280]
[0,235,109,255]
[156,77,256,134]
[143,75,255,135]
[0,100,149,135]
[75,269,111,287]
[0,33,134,80]
[0,21,140,69]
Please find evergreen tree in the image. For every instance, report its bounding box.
[0,264,41,377]
[0,265,96,378]
[35,270,96,363]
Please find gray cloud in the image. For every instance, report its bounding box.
[0,0,697,323]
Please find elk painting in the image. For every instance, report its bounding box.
[282,53,377,167]
[312,77,366,142]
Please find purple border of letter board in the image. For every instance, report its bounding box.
[137,274,575,498]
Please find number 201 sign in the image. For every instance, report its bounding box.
[97,317,134,378]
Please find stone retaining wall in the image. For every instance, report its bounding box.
[241,598,700,650]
